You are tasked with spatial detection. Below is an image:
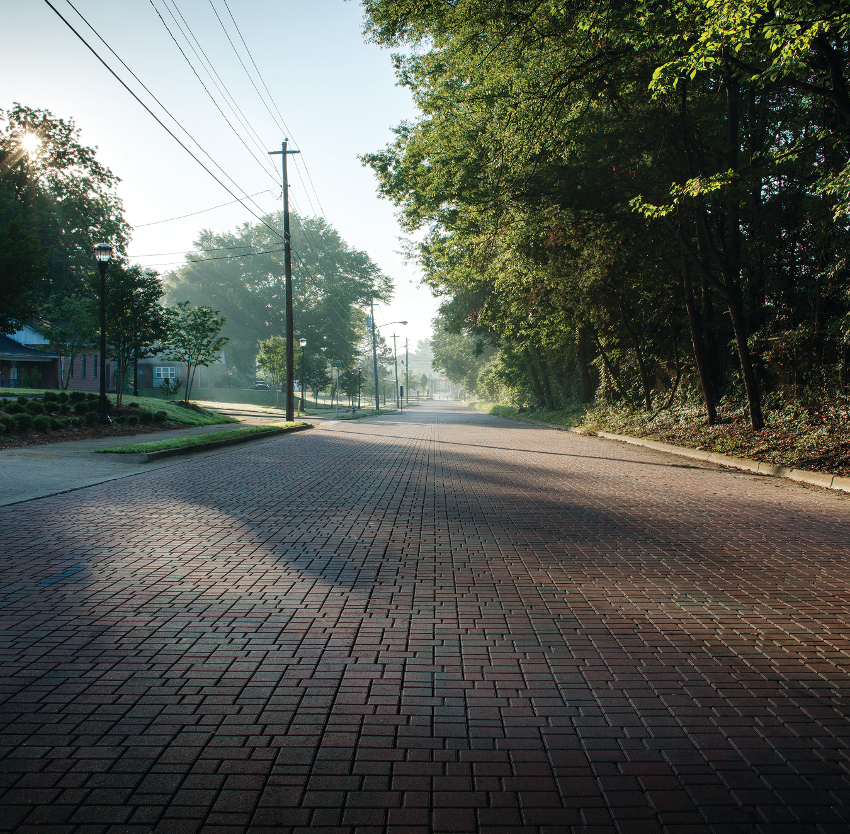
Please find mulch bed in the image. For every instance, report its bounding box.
[0,420,184,451]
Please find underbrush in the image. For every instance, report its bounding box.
[469,398,850,477]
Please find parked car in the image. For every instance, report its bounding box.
[252,381,271,390]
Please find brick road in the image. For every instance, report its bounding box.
[1,400,849,834]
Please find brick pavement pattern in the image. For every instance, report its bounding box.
[1,400,849,834]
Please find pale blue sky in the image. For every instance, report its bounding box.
[1,0,437,345]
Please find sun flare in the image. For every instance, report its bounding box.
[20,133,39,155]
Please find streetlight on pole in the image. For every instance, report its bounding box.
[370,317,407,411]
[298,337,306,417]
[391,333,401,411]
[94,243,112,424]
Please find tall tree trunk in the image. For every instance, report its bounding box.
[682,256,717,424]
[577,326,593,403]
[524,347,546,408]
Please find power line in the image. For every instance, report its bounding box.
[137,246,288,268]
[219,0,329,219]
[149,0,280,188]
[161,0,279,177]
[133,189,277,227]
[47,0,287,246]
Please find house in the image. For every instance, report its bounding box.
[136,350,228,392]
[0,322,112,392]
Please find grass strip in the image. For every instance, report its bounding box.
[94,423,306,454]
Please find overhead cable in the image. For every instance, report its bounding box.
[44,0,286,245]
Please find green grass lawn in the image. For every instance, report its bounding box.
[95,423,306,454]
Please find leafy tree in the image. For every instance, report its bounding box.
[37,294,96,389]
[104,264,167,405]
[0,104,129,304]
[256,335,290,407]
[162,302,228,403]
[0,220,46,333]
[164,211,392,379]
[360,0,850,427]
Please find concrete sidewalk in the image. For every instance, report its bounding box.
[0,421,303,507]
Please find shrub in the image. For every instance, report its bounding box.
[17,396,29,405]
[26,401,45,415]
[86,392,97,401]
[43,391,57,402]
[154,410,168,423]
[0,417,14,433]
[50,418,62,430]
[69,391,86,403]
[84,411,97,425]
[75,402,90,415]
[139,411,153,424]
[126,415,139,426]
[160,378,181,397]
[4,402,23,415]
[87,401,100,414]
[14,413,33,429]
[113,415,126,425]
[32,415,51,431]
[57,391,69,402]
[58,403,70,414]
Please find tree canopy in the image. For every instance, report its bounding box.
[360,0,850,427]
[164,211,393,381]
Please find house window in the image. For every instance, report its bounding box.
[93,355,97,378]
[155,367,177,379]
[81,355,86,378]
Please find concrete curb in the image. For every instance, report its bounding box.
[474,408,850,494]
[141,424,312,461]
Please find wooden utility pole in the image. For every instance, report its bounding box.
[268,140,300,421]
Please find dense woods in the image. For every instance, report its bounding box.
[361,0,850,429]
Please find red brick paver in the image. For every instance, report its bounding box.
[1,401,849,833]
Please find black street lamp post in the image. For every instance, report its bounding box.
[94,243,112,424]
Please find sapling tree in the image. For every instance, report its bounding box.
[162,301,228,403]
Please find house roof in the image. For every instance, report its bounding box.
[0,333,58,361]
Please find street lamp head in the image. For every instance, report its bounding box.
[299,337,307,348]
[358,365,362,372]
[400,321,408,325]
[94,243,113,264]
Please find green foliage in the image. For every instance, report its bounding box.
[163,211,392,379]
[32,414,50,431]
[361,0,850,428]
[37,294,96,388]
[159,378,181,397]
[84,411,97,425]
[0,220,46,333]
[161,301,228,403]
[0,104,130,304]
[25,400,44,415]
[102,263,167,405]
[13,412,33,429]
[256,335,288,407]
